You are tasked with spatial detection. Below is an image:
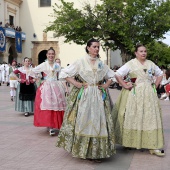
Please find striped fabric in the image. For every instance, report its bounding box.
[15,83,36,113]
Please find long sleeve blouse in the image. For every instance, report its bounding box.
[14,69,35,84]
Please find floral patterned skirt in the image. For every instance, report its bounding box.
[56,85,116,159]
[112,84,164,149]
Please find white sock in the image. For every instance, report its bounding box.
[13,90,16,97]
[10,90,13,97]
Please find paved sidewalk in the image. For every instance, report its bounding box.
[0,84,170,170]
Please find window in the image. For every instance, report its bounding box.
[9,15,14,25]
[39,0,51,7]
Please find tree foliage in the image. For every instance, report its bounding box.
[146,41,170,67]
[46,0,170,63]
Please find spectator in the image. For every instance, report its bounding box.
[158,69,170,99]
[5,22,9,28]
[164,84,170,101]
[18,26,22,32]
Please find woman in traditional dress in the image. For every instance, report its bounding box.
[112,44,165,156]
[56,38,116,160]
[55,58,69,96]
[31,47,66,136]
[14,57,37,117]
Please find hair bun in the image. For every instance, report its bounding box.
[47,47,55,53]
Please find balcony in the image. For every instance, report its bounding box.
[4,27,26,40]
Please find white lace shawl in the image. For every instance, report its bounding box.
[18,66,33,81]
[30,61,61,78]
[59,55,115,83]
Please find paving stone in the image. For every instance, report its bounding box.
[0,85,169,170]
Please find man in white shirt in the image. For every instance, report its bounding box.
[0,62,9,86]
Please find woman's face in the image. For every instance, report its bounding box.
[47,50,55,62]
[24,59,30,67]
[12,61,16,66]
[87,42,100,57]
[55,59,61,65]
[135,46,147,61]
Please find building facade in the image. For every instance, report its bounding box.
[19,0,110,67]
[0,0,122,67]
[0,0,24,64]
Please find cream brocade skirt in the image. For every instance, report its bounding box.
[56,77,115,159]
[112,82,164,149]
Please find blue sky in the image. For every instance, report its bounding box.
[162,32,170,46]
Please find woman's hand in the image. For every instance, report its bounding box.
[75,82,83,89]
[98,79,112,90]
[18,79,26,83]
[65,77,88,89]
[83,83,88,89]
[75,82,88,89]
[65,88,69,95]
[32,79,36,82]
[98,84,109,90]
[124,82,133,90]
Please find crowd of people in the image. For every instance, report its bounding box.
[0,38,169,162]
[0,21,22,32]
[157,66,170,101]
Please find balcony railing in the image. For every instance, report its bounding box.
[4,27,26,40]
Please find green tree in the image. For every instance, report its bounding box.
[146,41,170,67]
[46,0,170,63]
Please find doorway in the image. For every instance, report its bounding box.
[38,50,47,64]
[8,45,17,64]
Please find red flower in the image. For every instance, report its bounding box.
[131,78,137,83]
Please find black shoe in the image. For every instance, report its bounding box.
[157,94,161,98]
[24,112,30,117]
[11,97,13,101]
[0,83,1,86]
[7,82,9,86]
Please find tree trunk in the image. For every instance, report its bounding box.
[121,50,132,64]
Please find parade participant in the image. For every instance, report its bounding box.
[112,44,165,156]
[0,62,9,86]
[14,57,36,117]
[56,38,116,160]
[31,47,66,136]
[9,60,18,101]
[29,58,36,68]
[55,58,69,95]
